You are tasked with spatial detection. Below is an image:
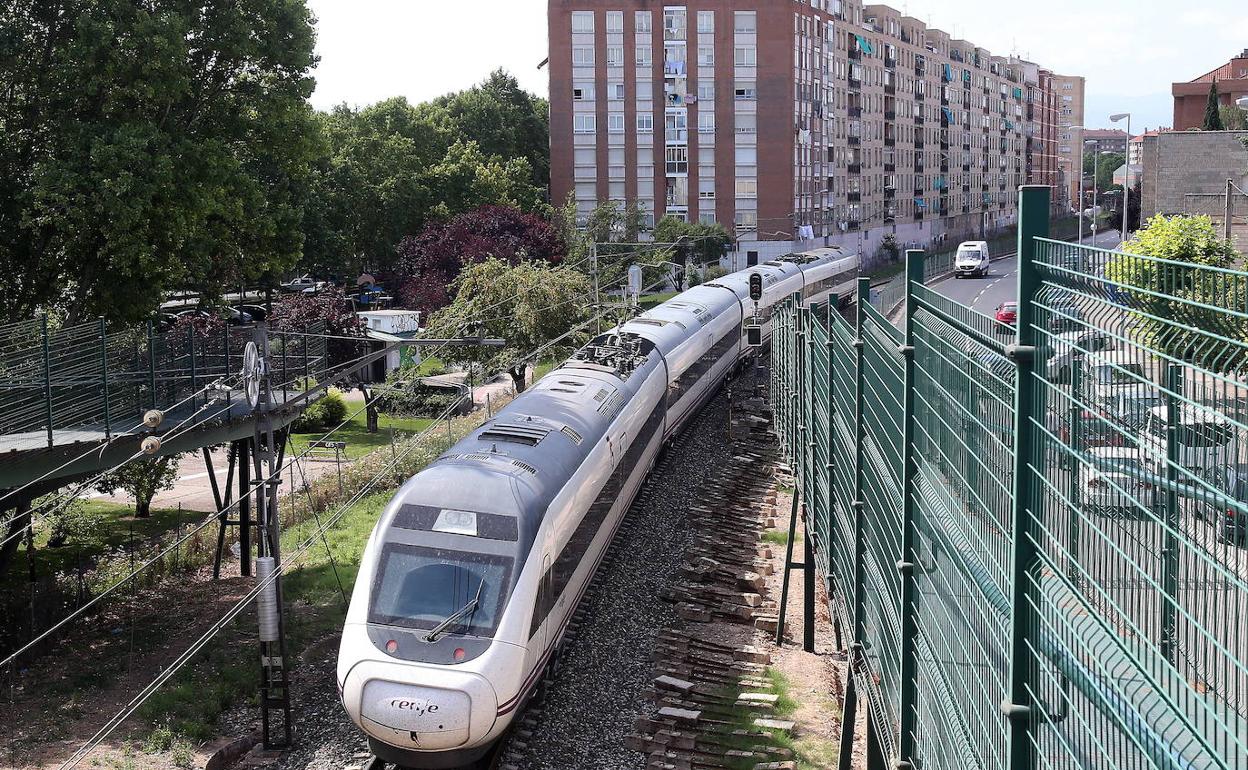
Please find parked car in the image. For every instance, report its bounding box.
[1047,329,1113,383]
[954,241,991,278]
[281,275,317,293]
[1084,351,1150,405]
[1080,446,1162,516]
[236,303,268,321]
[1047,300,1084,333]
[1140,403,1237,476]
[994,301,1018,324]
[1199,465,1248,546]
[1099,390,1163,431]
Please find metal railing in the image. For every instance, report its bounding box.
[771,186,1247,770]
[0,319,328,447]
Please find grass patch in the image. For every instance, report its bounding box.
[6,501,203,593]
[762,530,789,546]
[411,356,445,376]
[713,667,838,770]
[531,358,562,383]
[288,411,434,460]
[638,291,679,310]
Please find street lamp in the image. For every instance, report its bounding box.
[1110,112,1132,239]
[1081,136,1099,243]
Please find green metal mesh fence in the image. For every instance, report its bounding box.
[771,187,1247,770]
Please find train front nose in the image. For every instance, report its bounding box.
[359,679,475,750]
[340,656,499,755]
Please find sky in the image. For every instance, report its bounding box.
[307,0,1248,133]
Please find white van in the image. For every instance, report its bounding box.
[954,241,991,277]
[1141,404,1237,475]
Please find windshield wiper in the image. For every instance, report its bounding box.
[423,578,485,643]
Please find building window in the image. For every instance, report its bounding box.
[735,210,758,230]
[637,80,653,100]
[698,112,715,133]
[571,11,594,33]
[609,82,625,100]
[697,10,714,33]
[736,179,758,198]
[573,46,595,66]
[734,82,757,100]
[665,146,689,174]
[573,84,594,101]
[637,113,654,132]
[574,114,596,134]
[636,46,653,66]
[635,10,652,33]
[734,11,756,32]
[734,47,757,66]
[664,8,686,39]
[606,46,623,66]
[606,11,623,33]
[699,211,717,225]
[608,113,625,133]
[697,83,714,101]
[698,46,715,66]
[699,176,715,198]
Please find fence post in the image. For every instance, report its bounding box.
[825,297,838,589]
[851,278,869,647]
[1067,357,1083,588]
[99,317,111,439]
[189,321,198,409]
[1004,184,1051,770]
[41,315,54,447]
[147,319,157,410]
[1161,363,1182,662]
[896,249,924,768]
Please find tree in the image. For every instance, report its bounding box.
[1083,151,1125,192]
[427,259,591,392]
[0,0,320,324]
[421,70,550,187]
[97,455,183,519]
[393,205,565,313]
[269,286,367,372]
[1105,215,1244,369]
[652,217,735,288]
[1219,104,1248,131]
[1202,80,1225,131]
[299,72,550,277]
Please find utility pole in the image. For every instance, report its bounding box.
[1227,178,1235,243]
[246,323,293,750]
[591,240,600,334]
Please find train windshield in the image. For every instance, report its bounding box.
[369,544,513,638]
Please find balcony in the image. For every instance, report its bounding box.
[883,163,895,172]
[915,64,926,76]
[848,136,861,146]
[914,114,925,125]
[883,187,895,199]
[847,191,861,202]
[914,186,924,196]
[884,56,897,68]
[914,161,924,173]
[847,163,862,174]
[884,110,896,121]
[884,137,895,147]
[915,139,925,149]
[848,48,861,61]
[884,83,896,95]
[848,106,862,118]
[848,77,862,90]
[846,220,860,231]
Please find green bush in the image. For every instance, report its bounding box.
[374,372,464,418]
[293,387,348,433]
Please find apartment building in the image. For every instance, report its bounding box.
[1052,74,1085,211]
[1082,128,1128,156]
[549,0,1083,261]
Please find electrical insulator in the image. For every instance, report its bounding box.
[143,409,164,428]
[141,436,161,455]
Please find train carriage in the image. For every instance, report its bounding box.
[336,246,857,768]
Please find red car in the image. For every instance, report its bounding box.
[994,301,1018,325]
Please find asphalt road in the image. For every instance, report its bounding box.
[931,229,1123,315]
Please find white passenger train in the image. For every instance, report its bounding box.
[336,248,857,768]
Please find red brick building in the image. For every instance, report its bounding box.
[549,0,1081,261]
[1172,50,1248,130]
